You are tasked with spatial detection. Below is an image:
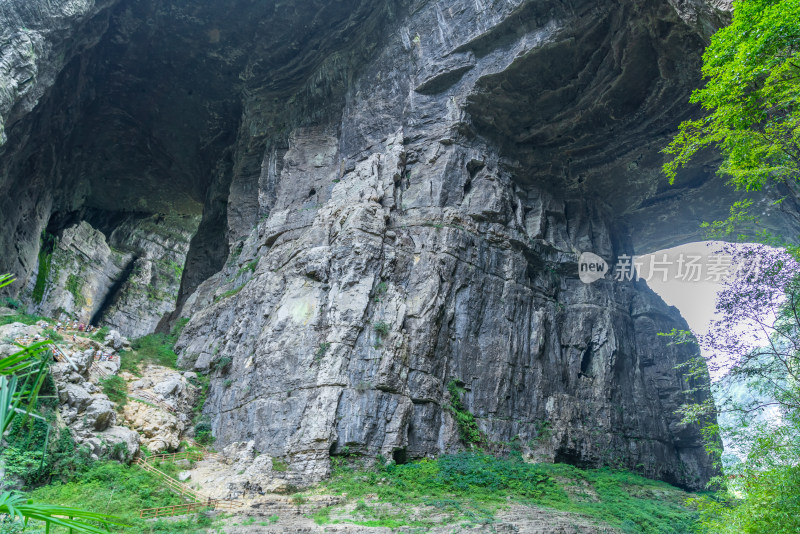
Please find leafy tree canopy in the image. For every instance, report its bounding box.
[664,0,800,191]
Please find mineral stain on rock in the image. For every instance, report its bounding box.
[2,0,793,495]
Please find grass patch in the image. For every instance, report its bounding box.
[215,283,245,302]
[89,325,110,342]
[236,260,259,277]
[0,313,51,327]
[306,452,699,533]
[272,458,288,472]
[28,461,215,533]
[120,333,179,375]
[173,317,190,336]
[99,375,128,410]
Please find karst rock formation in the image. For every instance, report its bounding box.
[4,0,799,491]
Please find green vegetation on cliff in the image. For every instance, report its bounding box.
[31,232,56,304]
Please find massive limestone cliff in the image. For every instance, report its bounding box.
[3,0,798,492]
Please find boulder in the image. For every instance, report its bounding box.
[130,378,153,390]
[70,349,94,375]
[84,397,116,430]
[60,383,92,411]
[97,358,120,375]
[98,426,140,461]
[104,330,126,351]
[223,441,257,463]
[153,377,183,399]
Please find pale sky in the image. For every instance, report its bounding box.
[636,241,726,337]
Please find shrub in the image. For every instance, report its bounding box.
[100,375,128,409]
[373,321,390,336]
[212,356,232,373]
[314,342,330,362]
[3,296,21,309]
[194,418,215,446]
[446,380,484,445]
[1,413,92,487]
[272,458,288,472]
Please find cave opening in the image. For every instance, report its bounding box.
[392,448,407,465]
[579,344,593,377]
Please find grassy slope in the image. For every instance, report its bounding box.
[28,461,214,534]
[306,452,700,533]
[26,453,700,534]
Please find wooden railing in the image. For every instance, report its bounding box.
[144,451,204,463]
[89,361,112,378]
[15,337,78,371]
[136,459,206,502]
[139,501,215,519]
[135,453,241,518]
[129,390,176,413]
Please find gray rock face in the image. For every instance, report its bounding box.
[168,0,743,491]
[25,214,197,337]
[5,0,795,492]
[0,0,116,146]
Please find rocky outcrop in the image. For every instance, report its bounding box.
[0,322,139,462]
[170,0,736,490]
[5,0,798,493]
[120,366,198,452]
[29,221,132,323]
[26,214,197,338]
